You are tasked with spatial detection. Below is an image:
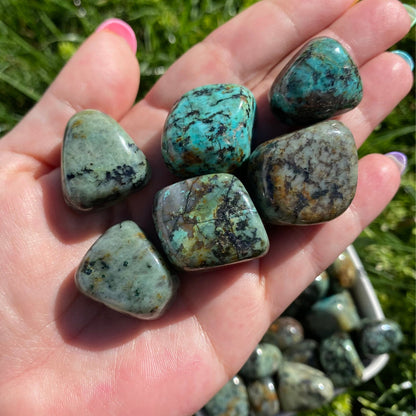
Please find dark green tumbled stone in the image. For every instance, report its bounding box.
[162,84,256,178]
[304,291,361,340]
[262,317,304,350]
[247,120,358,225]
[358,319,403,356]
[246,377,280,416]
[320,332,364,387]
[239,343,283,379]
[75,221,177,319]
[277,362,334,412]
[269,37,363,125]
[153,173,269,271]
[283,339,320,368]
[204,376,249,416]
[62,109,150,211]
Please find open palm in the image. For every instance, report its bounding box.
[0,0,412,414]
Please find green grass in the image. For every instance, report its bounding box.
[0,1,414,415]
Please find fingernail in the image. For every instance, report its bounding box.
[391,50,414,71]
[385,152,407,175]
[403,4,416,29]
[96,18,137,54]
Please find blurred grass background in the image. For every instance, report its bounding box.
[0,0,414,414]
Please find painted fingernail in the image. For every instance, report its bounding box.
[403,4,416,29]
[391,50,414,71]
[385,151,407,175]
[96,18,137,54]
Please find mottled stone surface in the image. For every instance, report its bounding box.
[239,343,283,379]
[283,272,329,318]
[358,319,403,356]
[283,339,320,368]
[204,376,249,416]
[269,37,363,125]
[305,291,361,340]
[246,377,280,416]
[162,84,256,177]
[247,120,358,225]
[320,332,364,387]
[153,173,269,270]
[262,317,304,350]
[277,362,334,412]
[75,221,177,319]
[327,250,358,292]
[62,110,150,211]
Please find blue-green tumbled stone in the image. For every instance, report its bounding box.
[247,120,358,225]
[269,37,363,125]
[358,319,403,356]
[153,173,269,271]
[278,362,334,412]
[161,84,256,178]
[304,291,361,340]
[239,343,283,379]
[75,221,177,319]
[204,376,249,416]
[62,109,150,211]
[320,332,364,387]
[246,377,280,416]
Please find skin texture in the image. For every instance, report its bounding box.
[0,0,412,415]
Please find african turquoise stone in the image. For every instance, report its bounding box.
[283,339,320,368]
[62,109,150,211]
[278,362,334,412]
[161,84,256,178]
[153,173,269,271]
[262,317,304,350]
[327,250,358,292]
[305,291,361,340]
[246,377,280,416]
[320,332,364,387]
[358,319,403,356]
[269,37,363,125]
[247,120,358,225]
[75,221,177,319]
[239,343,283,379]
[203,376,249,416]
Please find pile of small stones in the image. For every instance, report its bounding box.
[197,249,403,415]
[61,37,365,320]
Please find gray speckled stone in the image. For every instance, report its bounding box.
[304,290,361,340]
[75,221,177,319]
[239,343,283,379]
[62,109,150,211]
[247,120,358,225]
[358,319,403,356]
[153,173,269,271]
[320,332,364,387]
[262,317,304,350]
[277,361,334,412]
[246,377,280,416]
[204,376,249,416]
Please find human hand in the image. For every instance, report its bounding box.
[0,0,412,414]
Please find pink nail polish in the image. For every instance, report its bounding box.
[95,18,137,54]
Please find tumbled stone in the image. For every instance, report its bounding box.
[278,362,334,412]
[320,332,364,387]
[161,84,256,178]
[327,250,358,292]
[239,343,283,379]
[283,339,320,368]
[262,317,304,350]
[75,221,177,319]
[358,319,403,356]
[304,291,361,340]
[153,173,269,270]
[269,37,363,125]
[247,120,358,225]
[246,377,280,416]
[283,272,329,318]
[204,376,249,416]
[62,109,150,211]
